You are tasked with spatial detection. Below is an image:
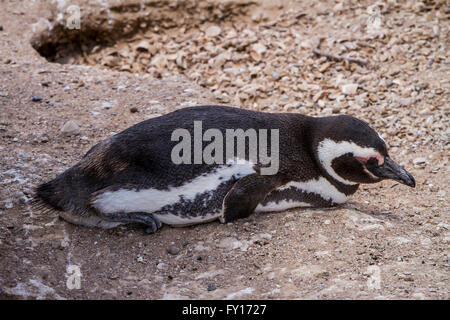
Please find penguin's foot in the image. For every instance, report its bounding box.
[97,211,163,234]
[143,214,163,234]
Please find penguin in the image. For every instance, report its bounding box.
[35,105,415,233]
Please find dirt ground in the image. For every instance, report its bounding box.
[0,0,449,300]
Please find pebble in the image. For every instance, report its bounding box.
[218,237,249,251]
[413,157,427,165]
[101,101,113,109]
[432,25,440,37]
[205,25,221,37]
[129,106,138,113]
[156,262,166,270]
[207,284,216,291]
[341,83,358,95]
[135,40,150,51]
[0,26,3,31]
[271,71,280,80]
[32,96,42,102]
[4,200,13,209]
[60,120,81,136]
[167,245,180,255]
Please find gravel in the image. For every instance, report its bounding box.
[69,0,448,153]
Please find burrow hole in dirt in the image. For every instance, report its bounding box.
[32,1,374,111]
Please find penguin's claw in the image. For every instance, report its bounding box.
[145,226,157,234]
[143,214,162,235]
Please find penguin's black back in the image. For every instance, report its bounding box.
[36,106,314,216]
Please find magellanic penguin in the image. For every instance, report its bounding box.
[35,105,415,233]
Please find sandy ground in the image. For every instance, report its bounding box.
[0,0,449,299]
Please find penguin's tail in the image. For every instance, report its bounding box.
[33,178,61,209]
[33,171,123,229]
[33,167,93,217]
[32,176,67,217]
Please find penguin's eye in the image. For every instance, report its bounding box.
[366,157,379,167]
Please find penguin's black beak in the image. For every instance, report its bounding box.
[369,157,415,187]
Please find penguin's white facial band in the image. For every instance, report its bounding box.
[317,139,382,185]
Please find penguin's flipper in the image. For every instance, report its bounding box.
[221,174,284,223]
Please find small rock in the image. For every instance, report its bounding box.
[205,25,221,37]
[60,120,80,136]
[0,26,3,31]
[413,157,427,165]
[135,40,150,52]
[4,200,13,209]
[101,101,114,109]
[341,83,358,95]
[103,56,120,67]
[207,284,216,291]
[252,233,272,244]
[156,262,166,270]
[251,43,267,56]
[412,292,426,300]
[432,25,440,37]
[271,71,280,80]
[167,245,180,255]
[129,106,138,113]
[218,237,248,251]
[150,55,167,69]
[32,96,42,102]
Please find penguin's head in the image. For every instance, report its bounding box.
[313,115,415,187]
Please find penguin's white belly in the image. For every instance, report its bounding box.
[91,160,255,225]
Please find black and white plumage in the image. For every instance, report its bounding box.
[36,105,415,233]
